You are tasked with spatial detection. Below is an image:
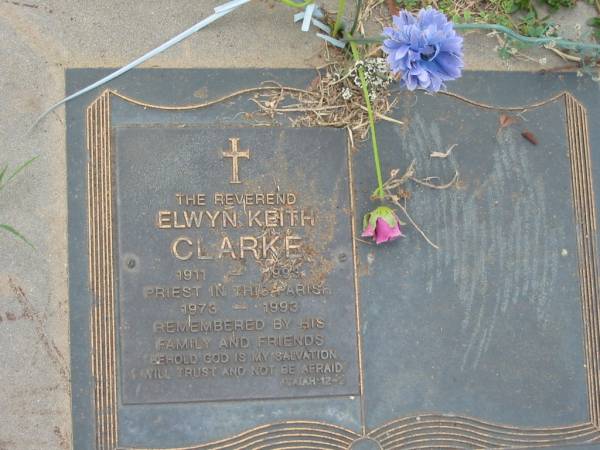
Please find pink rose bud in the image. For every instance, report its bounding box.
[361,206,404,245]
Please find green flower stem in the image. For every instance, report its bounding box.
[349,0,362,35]
[332,0,347,37]
[348,39,385,201]
[345,36,386,44]
[278,0,313,9]
[345,23,600,54]
[454,23,600,53]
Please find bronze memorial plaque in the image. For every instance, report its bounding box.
[68,69,600,450]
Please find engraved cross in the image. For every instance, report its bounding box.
[221,138,250,184]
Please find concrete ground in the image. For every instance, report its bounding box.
[0,1,597,449]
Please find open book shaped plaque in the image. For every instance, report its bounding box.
[67,69,600,449]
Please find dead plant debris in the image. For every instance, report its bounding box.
[249,49,401,141]
[379,160,459,249]
[521,129,539,145]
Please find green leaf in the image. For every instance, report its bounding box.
[498,45,513,60]
[2,155,39,188]
[0,165,7,188]
[0,223,35,249]
[504,0,520,14]
[587,17,600,28]
[363,213,370,231]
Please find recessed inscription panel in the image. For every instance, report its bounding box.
[115,126,359,404]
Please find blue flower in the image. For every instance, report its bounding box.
[382,8,464,92]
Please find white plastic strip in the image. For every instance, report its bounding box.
[301,3,315,32]
[312,6,324,19]
[214,0,251,13]
[31,0,251,129]
[316,32,346,48]
[311,18,330,34]
[294,6,322,23]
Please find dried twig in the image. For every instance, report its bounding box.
[249,49,397,141]
[394,201,440,249]
[378,159,458,249]
[355,237,375,245]
[545,46,582,63]
[411,171,459,189]
[357,104,404,125]
[430,143,457,159]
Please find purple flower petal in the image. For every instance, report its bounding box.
[361,223,375,238]
[433,52,463,77]
[381,7,463,92]
[374,218,403,244]
[393,10,416,27]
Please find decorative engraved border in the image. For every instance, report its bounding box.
[87,89,600,449]
[565,93,600,428]
[88,91,118,450]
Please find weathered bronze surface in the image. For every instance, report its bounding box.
[67,69,600,449]
[114,125,360,404]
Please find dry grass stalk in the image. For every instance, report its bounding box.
[249,50,399,141]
